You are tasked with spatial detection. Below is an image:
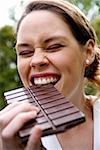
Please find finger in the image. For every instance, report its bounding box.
[25,125,42,150]
[0,102,39,128]
[1,111,37,140]
[0,102,21,115]
[2,135,24,150]
[1,101,39,114]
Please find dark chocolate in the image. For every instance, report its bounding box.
[4,84,85,142]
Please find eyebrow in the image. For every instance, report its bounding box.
[15,43,32,50]
[15,35,68,50]
[44,35,67,43]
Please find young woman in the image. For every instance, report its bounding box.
[0,0,100,149]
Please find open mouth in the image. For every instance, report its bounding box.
[30,74,60,86]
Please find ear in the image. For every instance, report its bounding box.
[84,39,95,66]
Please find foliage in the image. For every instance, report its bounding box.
[92,15,100,44]
[85,81,99,95]
[68,0,100,16]
[0,26,21,110]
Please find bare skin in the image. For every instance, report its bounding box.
[0,102,42,150]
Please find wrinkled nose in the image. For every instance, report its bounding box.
[30,48,49,69]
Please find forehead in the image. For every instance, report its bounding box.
[16,10,74,44]
[17,10,70,34]
[18,10,72,35]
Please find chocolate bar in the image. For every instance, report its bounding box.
[4,84,85,143]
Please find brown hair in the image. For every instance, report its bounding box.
[16,0,100,86]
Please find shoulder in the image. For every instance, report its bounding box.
[85,94,100,111]
[85,94,100,103]
[93,96,100,149]
[93,97,100,110]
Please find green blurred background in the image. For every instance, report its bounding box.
[0,0,100,110]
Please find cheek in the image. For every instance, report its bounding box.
[17,58,30,86]
[55,52,84,95]
[52,50,84,79]
[51,52,79,71]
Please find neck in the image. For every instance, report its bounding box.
[68,90,84,110]
[67,86,93,119]
[65,81,85,112]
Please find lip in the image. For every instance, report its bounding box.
[29,73,60,85]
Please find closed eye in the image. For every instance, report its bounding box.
[18,50,34,57]
[46,44,65,52]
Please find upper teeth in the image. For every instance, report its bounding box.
[34,77,57,85]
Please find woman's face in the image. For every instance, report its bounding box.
[16,10,86,97]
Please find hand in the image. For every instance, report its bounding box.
[0,102,42,150]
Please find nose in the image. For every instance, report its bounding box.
[30,48,49,69]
